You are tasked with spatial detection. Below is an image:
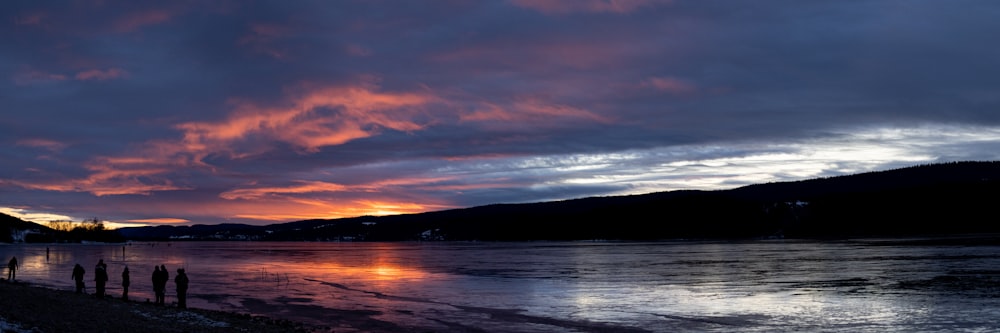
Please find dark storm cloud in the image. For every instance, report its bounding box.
[3,0,1000,225]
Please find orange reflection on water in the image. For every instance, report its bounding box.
[291,262,428,282]
[227,243,431,291]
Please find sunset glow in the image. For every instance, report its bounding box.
[3,1,1000,226]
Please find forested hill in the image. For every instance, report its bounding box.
[119,161,1000,241]
[0,213,47,242]
[1,214,126,243]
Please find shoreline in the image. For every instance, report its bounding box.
[0,279,321,332]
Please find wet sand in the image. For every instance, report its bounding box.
[0,279,319,333]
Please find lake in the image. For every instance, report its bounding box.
[2,239,1000,332]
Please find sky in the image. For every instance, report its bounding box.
[3,0,1000,228]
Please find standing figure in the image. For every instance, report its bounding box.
[160,265,169,305]
[121,266,131,301]
[7,257,18,281]
[152,266,163,304]
[72,264,86,293]
[174,268,189,309]
[94,259,108,299]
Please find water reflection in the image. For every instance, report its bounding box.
[3,241,1000,332]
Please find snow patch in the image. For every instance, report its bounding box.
[131,309,230,328]
[0,316,33,333]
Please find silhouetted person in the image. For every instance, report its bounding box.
[152,266,163,304]
[7,257,17,281]
[160,264,169,305]
[72,264,86,293]
[95,259,108,299]
[175,268,189,309]
[121,266,131,301]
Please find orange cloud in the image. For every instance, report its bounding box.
[126,218,190,224]
[172,187,454,221]
[220,181,350,200]
[1,177,186,197]
[4,83,442,198]
[72,153,199,196]
[1,144,199,196]
[217,175,463,220]
[10,193,444,225]
[461,98,609,124]
[75,68,129,81]
[220,176,458,201]
[177,85,437,153]
[16,138,68,152]
[510,0,671,14]
[229,198,447,221]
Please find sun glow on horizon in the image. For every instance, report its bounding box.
[0,207,76,224]
[126,218,190,224]
[5,124,1000,226]
[0,207,156,230]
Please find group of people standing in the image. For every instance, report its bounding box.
[70,260,189,308]
[151,265,189,308]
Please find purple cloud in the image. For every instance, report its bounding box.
[3,0,1000,226]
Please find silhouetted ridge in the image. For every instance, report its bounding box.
[118,161,1000,241]
[730,161,1000,201]
[1,214,126,243]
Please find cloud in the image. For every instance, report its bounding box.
[16,139,68,152]
[1,81,443,197]
[345,44,372,57]
[0,207,74,223]
[1,168,190,197]
[568,124,1000,193]
[460,98,609,125]
[12,69,67,85]
[176,83,440,154]
[430,36,651,73]
[509,0,671,14]
[226,198,439,221]
[74,68,129,81]
[218,175,463,220]
[114,9,176,32]
[238,23,295,59]
[215,188,452,221]
[220,180,349,200]
[3,1,1000,226]
[641,76,698,95]
[14,13,45,26]
[12,67,129,85]
[126,218,189,224]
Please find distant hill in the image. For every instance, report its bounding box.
[118,161,1000,241]
[0,214,126,243]
[0,213,49,243]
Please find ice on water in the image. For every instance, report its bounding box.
[4,240,1000,332]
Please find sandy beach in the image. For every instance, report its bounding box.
[0,279,319,333]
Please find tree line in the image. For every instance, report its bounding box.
[1,215,126,243]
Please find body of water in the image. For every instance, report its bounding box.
[2,239,1000,332]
